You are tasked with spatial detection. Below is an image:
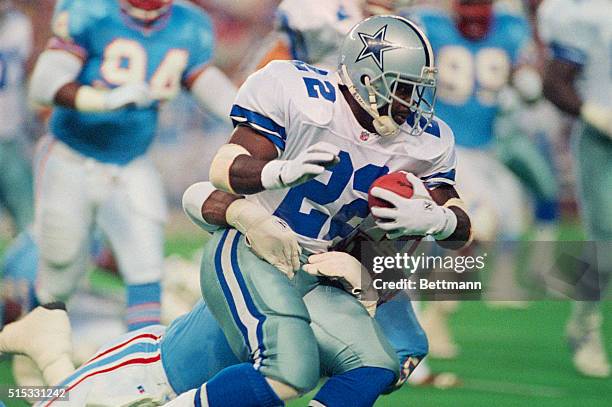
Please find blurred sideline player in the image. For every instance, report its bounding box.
[406,0,537,357]
[0,183,430,405]
[250,0,456,387]
[494,0,562,280]
[539,0,611,378]
[1,0,238,370]
[167,15,471,407]
[251,0,411,73]
[0,4,37,377]
[0,1,34,234]
[0,0,35,324]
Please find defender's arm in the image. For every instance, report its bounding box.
[182,181,301,276]
[543,50,612,138]
[542,59,581,116]
[29,49,152,112]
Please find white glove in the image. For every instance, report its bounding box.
[226,199,301,278]
[303,251,379,317]
[261,141,340,189]
[105,82,154,110]
[303,251,367,295]
[581,102,612,139]
[370,187,457,240]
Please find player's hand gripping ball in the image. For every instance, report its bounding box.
[368,171,414,217]
[368,172,454,240]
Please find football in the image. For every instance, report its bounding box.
[367,171,414,212]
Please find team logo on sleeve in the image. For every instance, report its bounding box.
[356,25,401,71]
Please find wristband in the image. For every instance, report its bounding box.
[226,199,270,235]
[260,160,288,190]
[443,198,469,213]
[209,144,252,194]
[74,86,109,112]
[182,182,220,232]
[580,102,609,133]
[431,206,458,241]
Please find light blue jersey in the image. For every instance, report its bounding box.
[160,301,239,394]
[49,0,214,164]
[408,8,531,148]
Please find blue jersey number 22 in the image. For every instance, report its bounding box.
[273,151,388,240]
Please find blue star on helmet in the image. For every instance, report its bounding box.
[355,25,401,71]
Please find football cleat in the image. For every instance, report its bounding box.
[121,0,173,23]
[567,314,611,378]
[420,302,460,359]
[0,306,74,385]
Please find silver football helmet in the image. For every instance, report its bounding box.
[338,15,437,137]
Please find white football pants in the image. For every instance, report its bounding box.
[33,135,167,304]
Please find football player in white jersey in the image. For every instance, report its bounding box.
[164,15,471,407]
[539,0,611,378]
[251,0,456,387]
[0,0,34,234]
[252,0,411,73]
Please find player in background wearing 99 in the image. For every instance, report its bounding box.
[0,0,237,375]
[405,0,538,357]
[538,0,611,378]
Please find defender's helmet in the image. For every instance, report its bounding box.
[338,15,437,137]
[121,0,172,23]
[453,0,493,41]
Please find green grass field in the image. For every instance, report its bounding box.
[1,231,611,406]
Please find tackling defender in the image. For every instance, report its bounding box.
[538,0,611,378]
[166,15,471,407]
[0,181,429,406]
[22,0,235,331]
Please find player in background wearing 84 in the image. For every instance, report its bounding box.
[0,0,237,385]
[166,15,471,407]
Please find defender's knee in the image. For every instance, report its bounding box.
[37,219,84,269]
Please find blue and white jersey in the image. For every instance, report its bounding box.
[538,0,612,108]
[408,7,531,148]
[276,0,363,70]
[48,0,214,164]
[232,60,457,253]
[0,9,32,139]
[160,301,238,394]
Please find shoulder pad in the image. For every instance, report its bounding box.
[261,60,337,125]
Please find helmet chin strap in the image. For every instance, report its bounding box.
[364,76,400,138]
[339,66,399,137]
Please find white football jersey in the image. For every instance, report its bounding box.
[231,60,457,253]
[276,0,364,70]
[0,9,32,138]
[538,0,612,108]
